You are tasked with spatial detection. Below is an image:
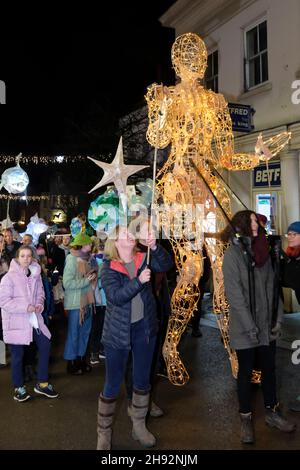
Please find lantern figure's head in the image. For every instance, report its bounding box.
[171,33,208,81]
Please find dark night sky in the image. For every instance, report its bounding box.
[0,3,176,156]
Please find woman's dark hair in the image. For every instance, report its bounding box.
[220,210,261,242]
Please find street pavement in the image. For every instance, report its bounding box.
[1,309,300,451]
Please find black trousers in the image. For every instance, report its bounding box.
[89,306,105,354]
[236,341,277,413]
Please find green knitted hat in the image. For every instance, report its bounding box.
[70,232,92,247]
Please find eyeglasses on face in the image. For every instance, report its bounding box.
[286,232,300,238]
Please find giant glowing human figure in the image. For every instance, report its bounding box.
[146,33,290,385]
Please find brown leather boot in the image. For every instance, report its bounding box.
[97,394,117,450]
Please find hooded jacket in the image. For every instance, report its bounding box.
[101,244,173,350]
[222,243,283,350]
[0,259,50,345]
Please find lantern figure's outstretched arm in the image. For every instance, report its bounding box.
[214,102,260,171]
[215,101,291,170]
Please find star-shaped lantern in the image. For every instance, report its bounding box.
[0,215,15,230]
[88,137,148,195]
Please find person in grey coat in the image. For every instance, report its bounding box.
[222,210,295,444]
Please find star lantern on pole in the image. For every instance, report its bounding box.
[88,136,148,195]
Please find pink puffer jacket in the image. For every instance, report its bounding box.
[0,259,51,345]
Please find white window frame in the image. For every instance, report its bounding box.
[252,189,282,235]
[205,49,218,93]
[244,18,268,91]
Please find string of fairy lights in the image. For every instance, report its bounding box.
[0,194,50,201]
[0,154,110,165]
[0,194,79,202]
[0,154,103,205]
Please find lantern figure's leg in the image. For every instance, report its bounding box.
[204,237,238,378]
[162,248,203,385]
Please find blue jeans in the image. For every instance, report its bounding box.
[103,318,157,398]
[10,330,51,388]
[64,307,92,360]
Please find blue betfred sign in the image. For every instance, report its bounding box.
[228,103,254,132]
[253,162,281,187]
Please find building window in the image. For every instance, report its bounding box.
[245,20,268,89]
[205,50,218,92]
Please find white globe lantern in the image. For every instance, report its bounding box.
[0,155,29,194]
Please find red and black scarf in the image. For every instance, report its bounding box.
[251,233,270,267]
[286,246,300,258]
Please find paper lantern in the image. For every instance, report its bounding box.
[88,191,126,234]
[22,213,48,245]
[0,162,29,194]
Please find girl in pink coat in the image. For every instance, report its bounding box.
[0,246,59,402]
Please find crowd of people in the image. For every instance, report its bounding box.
[0,211,300,449]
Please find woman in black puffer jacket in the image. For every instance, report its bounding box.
[96,224,172,451]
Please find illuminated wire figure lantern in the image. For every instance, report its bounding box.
[146,32,290,386]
